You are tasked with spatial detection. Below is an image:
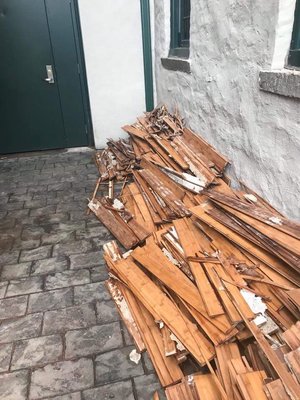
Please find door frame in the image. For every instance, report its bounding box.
[70,0,94,146]
[140,0,154,112]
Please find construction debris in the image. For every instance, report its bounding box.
[88,105,300,400]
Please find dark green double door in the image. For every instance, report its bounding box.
[0,0,90,154]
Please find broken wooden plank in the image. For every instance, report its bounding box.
[106,253,215,366]
[105,278,145,352]
[173,218,224,317]
[88,199,139,249]
[208,191,300,239]
[121,284,184,387]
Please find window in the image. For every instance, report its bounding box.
[288,0,300,67]
[170,0,191,58]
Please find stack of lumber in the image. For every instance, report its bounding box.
[95,138,135,181]
[88,106,300,400]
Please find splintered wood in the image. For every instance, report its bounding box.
[88,105,300,400]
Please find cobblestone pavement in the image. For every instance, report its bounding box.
[0,149,164,400]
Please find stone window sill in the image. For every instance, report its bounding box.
[161,57,191,74]
[259,69,300,99]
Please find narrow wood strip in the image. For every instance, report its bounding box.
[122,285,183,387]
[105,278,145,352]
[208,191,300,239]
[173,218,224,317]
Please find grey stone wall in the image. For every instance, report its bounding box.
[153,0,300,220]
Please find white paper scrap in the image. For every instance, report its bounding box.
[129,349,141,364]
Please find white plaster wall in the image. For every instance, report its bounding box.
[78,0,146,148]
[153,0,300,220]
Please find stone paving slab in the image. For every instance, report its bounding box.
[90,265,109,282]
[96,300,120,324]
[11,334,63,370]
[65,322,123,359]
[0,370,29,400]
[45,269,90,290]
[30,358,94,399]
[0,295,28,320]
[0,282,8,298]
[20,245,52,262]
[43,303,96,335]
[0,150,161,400]
[43,394,81,400]
[82,380,135,400]
[31,256,68,276]
[134,374,166,400]
[45,392,81,400]
[28,287,73,313]
[0,313,43,343]
[69,251,102,269]
[1,262,31,280]
[95,346,144,385]
[0,343,13,373]
[6,276,43,297]
[73,281,110,304]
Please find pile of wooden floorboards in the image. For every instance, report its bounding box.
[88,106,300,400]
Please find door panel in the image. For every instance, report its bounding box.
[0,0,89,154]
[0,0,67,153]
[45,0,88,147]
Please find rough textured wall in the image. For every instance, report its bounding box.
[153,0,300,220]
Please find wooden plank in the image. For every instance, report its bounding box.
[223,284,300,400]
[172,136,216,185]
[182,127,229,172]
[133,171,166,223]
[264,379,290,400]
[203,262,242,324]
[126,217,151,242]
[288,289,300,309]
[206,206,300,272]
[165,380,195,400]
[122,124,148,139]
[173,218,224,317]
[127,182,156,232]
[146,136,182,171]
[191,204,300,286]
[201,202,299,270]
[215,202,300,258]
[183,301,238,344]
[105,278,145,352]
[197,221,248,286]
[194,373,224,399]
[153,392,160,400]
[285,348,300,384]
[108,255,215,366]
[122,285,184,387]
[132,241,209,315]
[216,343,242,399]
[208,192,300,240]
[236,370,268,400]
[212,263,255,320]
[152,135,189,170]
[282,324,300,350]
[88,199,139,249]
[161,325,177,356]
[140,158,186,200]
[137,237,244,335]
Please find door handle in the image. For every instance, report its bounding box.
[44,65,55,84]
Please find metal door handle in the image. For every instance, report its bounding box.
[44,65,55,84]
